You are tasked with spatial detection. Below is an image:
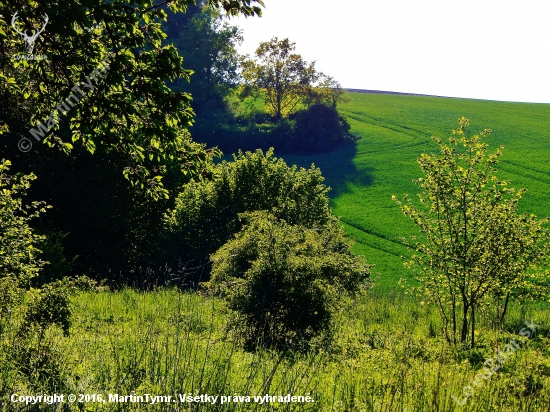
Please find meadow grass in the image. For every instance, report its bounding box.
[282,93,550,289]
[3,288,549,411]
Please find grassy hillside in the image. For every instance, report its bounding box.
[4,96,550,410]
[283,93,550,289]
[5,288,547,411]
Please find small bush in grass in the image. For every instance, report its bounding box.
[206,211,371,351]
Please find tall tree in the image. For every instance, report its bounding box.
[164,4,243,151]
[169,6,243,113]
[0,0,263,199]
[241,37,318,121]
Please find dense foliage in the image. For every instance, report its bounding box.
[164,4,244,144]
[4,288,546,411]
[0,0,265,286]
[200,104,358,155]
[0,161,50,342]
[164,149,332,284]
[241,37,318,121]
[0,162,97,395]
[207,211,371,350]
[290,104,358,153]
[0,0,262,198]
[394,118,550,347]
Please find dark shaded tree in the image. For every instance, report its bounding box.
[165,6,244,145]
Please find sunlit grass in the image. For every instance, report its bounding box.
[24,288,545,411]
[284,93,550,289]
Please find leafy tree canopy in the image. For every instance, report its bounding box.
[168,6,243,109]
[0,0,263,199]
[300,74,348,110]
[163,149,333,283]
[241,37,319,120]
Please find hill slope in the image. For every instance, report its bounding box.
[283,92,550,288]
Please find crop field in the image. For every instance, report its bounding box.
[284,92,550,289]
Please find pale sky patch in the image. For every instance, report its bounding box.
[229,0,550,103]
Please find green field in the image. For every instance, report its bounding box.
[283,92,550,289]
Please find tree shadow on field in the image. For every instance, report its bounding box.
[278,142,374,200]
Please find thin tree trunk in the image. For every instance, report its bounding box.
[461,303,469,344]
[499,291,510,327]
[451,293,457,345]
[470,304,475,348]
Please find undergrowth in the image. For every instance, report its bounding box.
[2,288,549,411]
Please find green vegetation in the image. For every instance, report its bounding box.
[2,86,550,407]
[0,0,262,284]
[3,0,550,403]
[0,161,97,397]
[0,161,47,289]
[207,211,370,351]
[164,3,244,146]
[1,0,261,198]
[2,288,549,410]
[280,92,550,289]
[204,103,358,155]
[394,117,550,347]
[231,37,355,154]
[241,37,318,120]
[164,149,335,284]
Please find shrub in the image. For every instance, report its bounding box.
[164,149,332,284]
[199,104,358,155]
[206,212,371,351]
[0,160,48,329]
[290,104,358,153]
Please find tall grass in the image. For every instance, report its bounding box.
[3,288,549,411]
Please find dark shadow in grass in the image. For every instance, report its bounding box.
[280,142,374,200]
[195,104,374,203]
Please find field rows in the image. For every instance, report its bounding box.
[286,93,550,288]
